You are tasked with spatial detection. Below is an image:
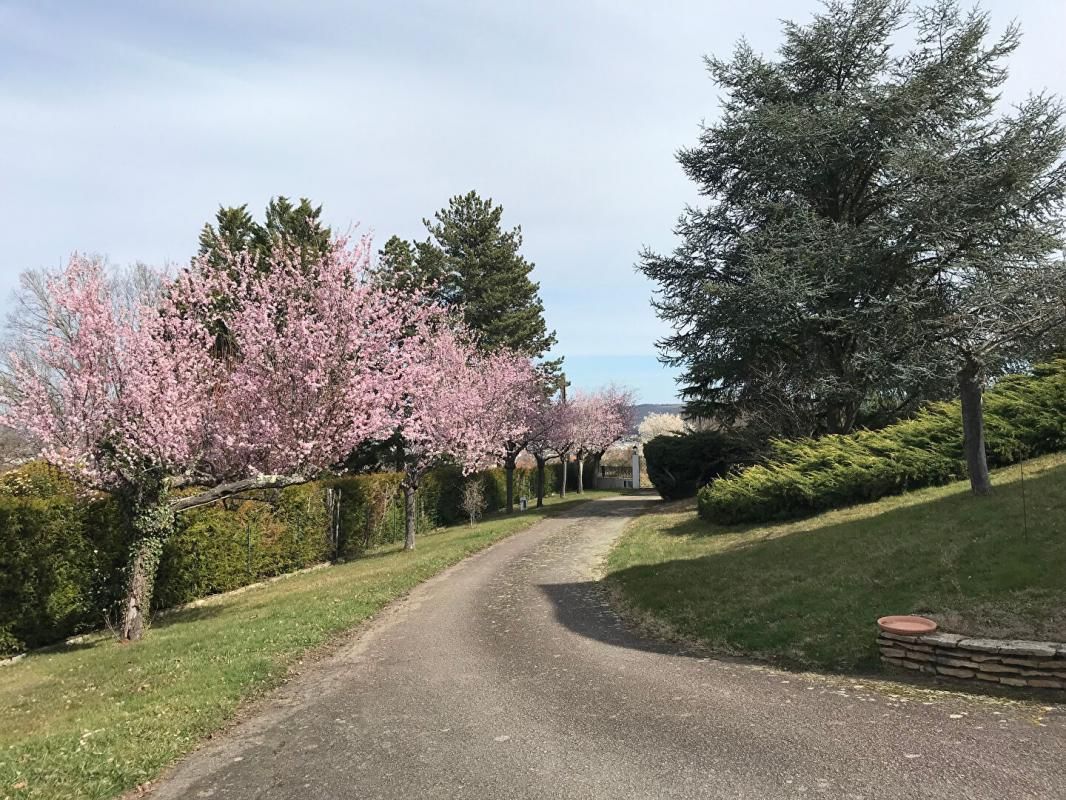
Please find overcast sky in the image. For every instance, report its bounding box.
[2,1,1064,402]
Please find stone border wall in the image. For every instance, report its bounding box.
[879,631,1066,690]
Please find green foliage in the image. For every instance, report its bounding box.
[155,483,333,608]
[644,430,758,500]
[370,235,440,293]
[420,191,558,369]
[640,0,1066,438]
[0,465,552,654]
[699,362,1066,524]
[198,196,331,268]
[0,465,127,653]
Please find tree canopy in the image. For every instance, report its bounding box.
[0,236,540,639]
[640,0,1066,441]
[377,191,558,368]
[198,196,331,269]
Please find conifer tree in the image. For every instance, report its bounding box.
[640,0,1066,460]
[199,196,331,268]
[419,191,558,367]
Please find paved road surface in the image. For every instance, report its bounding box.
[151,494,1066,799]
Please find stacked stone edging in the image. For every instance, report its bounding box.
[878,631,1066,690]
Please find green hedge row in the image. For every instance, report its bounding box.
[0,461,574,655]
[697,361,1066,525]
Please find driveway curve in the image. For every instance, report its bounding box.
[151,494,1066,799]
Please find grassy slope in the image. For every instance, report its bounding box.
[0,491,615,800]
[605,453,1066,673]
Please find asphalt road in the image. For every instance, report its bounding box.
[150,494,1066,799]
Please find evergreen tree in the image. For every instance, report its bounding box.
[640,0,1065,445]
[199,196,331,268]
[377,235,415,275]
[372,235,451,296]
[418,191,558,364]
[196,197,332,356]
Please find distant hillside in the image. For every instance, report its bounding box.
[0,426,36,473]
[629,404,683,435]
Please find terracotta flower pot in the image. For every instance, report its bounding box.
[877,615,937,636]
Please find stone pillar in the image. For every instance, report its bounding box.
[631,446,641,490]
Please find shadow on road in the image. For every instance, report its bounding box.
[537,579,682,657]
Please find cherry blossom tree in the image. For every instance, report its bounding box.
[571,387,635,493]
[390,322,496,550]
[477,349,543,513]
[0,237,440,640]
[525,397,575,507]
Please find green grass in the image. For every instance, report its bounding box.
[0,491,615,800]
[605,453,1066,673]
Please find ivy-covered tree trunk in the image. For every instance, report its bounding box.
[958,359,992,495]
[587,453,604,491]
[119,478,174,642]
[402,479,418,551]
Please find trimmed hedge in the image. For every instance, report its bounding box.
[0,463,563,654]
[644,429,759,500]
[698,361,1066,524]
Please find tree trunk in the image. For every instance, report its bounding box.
[587,452,603,491]
[505,455,516,514]
[560,453,568,498]
[958,359,992,495]
[119,480,174,642]
[577,455,585,494]
[535,456,546,508]
[403,481,418,550]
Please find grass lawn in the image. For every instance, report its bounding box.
[0,490,615,800]
[605,452,1066,673]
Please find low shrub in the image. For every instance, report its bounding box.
[644,429,760,500]
[698,361,1066,524]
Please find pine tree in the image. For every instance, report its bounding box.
[372,235,451,296]
[419,191,558,365]
[196,197,332,356]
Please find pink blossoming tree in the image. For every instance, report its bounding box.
[1,237,441,640]
[390,322,500,550]
[477,349,545,513]
[570,387,635,493]
[525,396,576,507]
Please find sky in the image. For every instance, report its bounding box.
[2,1,1064,403]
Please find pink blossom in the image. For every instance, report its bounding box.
[569,386,635,458]
[1,238,446,492]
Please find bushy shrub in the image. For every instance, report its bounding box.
[0,464,127,653]
[698,361,1066,524]
[645,429,759,499]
